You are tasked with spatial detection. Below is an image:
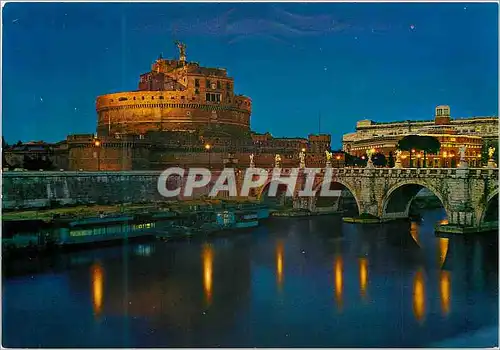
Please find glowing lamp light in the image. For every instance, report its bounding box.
[336,155,341,160]
[205,144,211,150]
[361,156,366,160]
[301,148,306,152]
[412,149,416,153]
[417,154,422,158]
[94,140,101,147]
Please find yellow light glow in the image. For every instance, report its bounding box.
[412,149,416,153]
[410,221,419,246]
[91,262,104,319]
[94,140,101,147]
[417,154,422,158]
[413,269,426,323]
[202,243,213,305]
[301,148,306,152]
[205,144,211,150]
[359,258,368,300]
[276,240,284,288]
[334,256,343,310]
[438,237,449,268]
[440,271,451,316]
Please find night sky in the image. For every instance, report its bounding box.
[2,2,498,148]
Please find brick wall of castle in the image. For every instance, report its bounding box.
[96,91,251,136]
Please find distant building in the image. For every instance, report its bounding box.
[342,105,498,167]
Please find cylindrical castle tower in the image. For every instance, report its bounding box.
[96,42,252,137]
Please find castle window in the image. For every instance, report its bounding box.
[142,96,145,100]
[159,96,164,100]
[206,79,211,88]
[195,79,200,87]
[133,97,136,100]
[206,93,211,101]
[152,96,155,100]
[227,82,231,90]
[181,96,185,100]
[195,89,199,95]
[217,81,221,89]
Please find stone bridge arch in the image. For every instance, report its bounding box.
[257,178,295,208]
[479,189,499,225]
[381,180,451,220]
[311,178,361,215]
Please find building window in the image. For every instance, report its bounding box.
[195,89,199,95]
[217,81,221,89]
[195,79,200,87]
[206,79,211,88]
[227,82,231,90]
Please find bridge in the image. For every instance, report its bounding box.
[2,166,498,234]
[256,167,498,233]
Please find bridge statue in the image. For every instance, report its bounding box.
[458,144,468,169]
[366,148,375,168]
[249,153,255,168]
[488,146,496,159]
[299,151,306,169]
[488,146,497,168]
[394,150,403,168]
[325,150,333,168]
[274,154,282,168]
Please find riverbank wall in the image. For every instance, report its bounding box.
[2,171,226,210]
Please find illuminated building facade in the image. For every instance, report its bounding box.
[343,105,497,167]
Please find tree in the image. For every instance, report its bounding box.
[23,155,55,171]
[397,135,441,167]
[388,151,395,168]
[2,137,9,169]
[419,136,441,168]
[372,152,387,167]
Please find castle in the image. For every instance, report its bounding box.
[5,42,331,171]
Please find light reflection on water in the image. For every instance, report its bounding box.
[2,209,498,348]
[91,262,104,319]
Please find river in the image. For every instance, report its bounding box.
[2,209,498,347]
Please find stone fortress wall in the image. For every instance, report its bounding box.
[96,91,252,136]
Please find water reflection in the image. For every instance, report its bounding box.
[334,256,343,311]
[410,222,420,246]
[276,240,284,290]
[91,262,104,319]
[359,258,368,300]
[440,271,451,316]
[413,269,426,324]
[438,238,449,268]
[202,243,213,305]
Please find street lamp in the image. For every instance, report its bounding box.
[94,139,101,171]
[335,155,341,168]
[205,143,211,169]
